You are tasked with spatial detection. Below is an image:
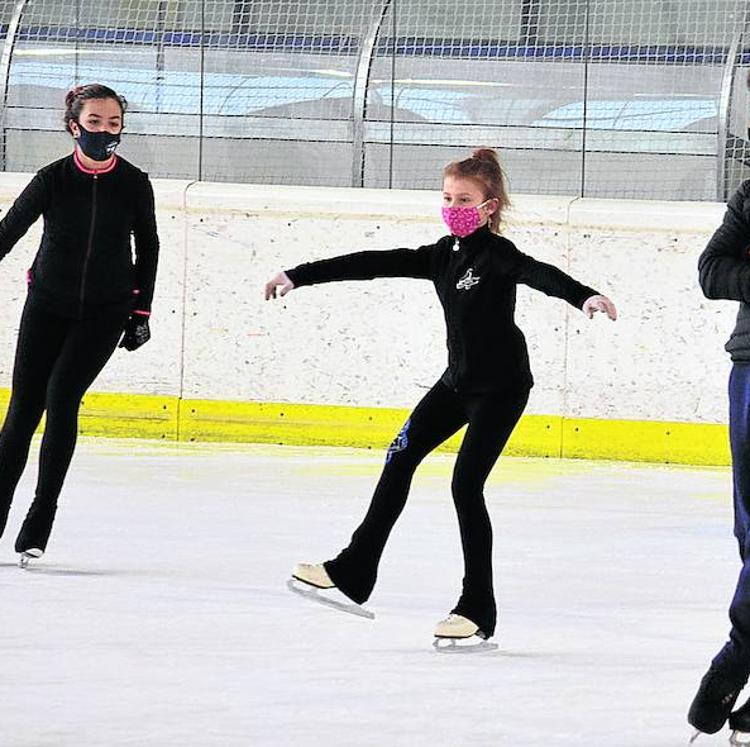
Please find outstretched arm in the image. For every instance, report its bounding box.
[698,182,750,301]
[264,244,435,300]
[514,250,615,319]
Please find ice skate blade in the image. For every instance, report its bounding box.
[19,549,43,569]
[432,637,498,654]
[286,578,375,620]
[730,730,750,746]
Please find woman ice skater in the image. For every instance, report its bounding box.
[265,148,616,646]
[0,84,159,566]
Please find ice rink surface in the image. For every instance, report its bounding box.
[0,438,745,747]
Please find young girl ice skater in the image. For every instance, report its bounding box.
[0,84,159,567]
[265,148,616,645]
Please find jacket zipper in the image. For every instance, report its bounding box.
[79,173,98,316]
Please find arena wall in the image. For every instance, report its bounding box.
[0,174,736,464]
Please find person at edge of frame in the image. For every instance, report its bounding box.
[688,69,750,743]
[264,147,617,644]
[0,83,159,566]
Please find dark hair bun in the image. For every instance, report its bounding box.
[64,85,84,108]
[472,148,499,164]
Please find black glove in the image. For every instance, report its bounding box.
[119,314,151,351]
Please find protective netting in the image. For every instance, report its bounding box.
[367,0,749,199]
[199,1,378,184]
[722,13,750,200]
[0,0,747,200]
[581,1,749,200]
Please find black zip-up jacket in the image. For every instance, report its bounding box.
[698,180,750,361]
[0,153,159,318]
[285,225,599,393]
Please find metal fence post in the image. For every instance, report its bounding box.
[717,26,743,200]
[351,0,393,187]
[0,0,30,171]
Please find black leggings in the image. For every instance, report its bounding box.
[0,296,128,552]
[325,380,529,638]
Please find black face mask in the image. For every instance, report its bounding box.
[75,123,121,161]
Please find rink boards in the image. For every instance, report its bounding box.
[0,174,736,466]
[0,388,731,466]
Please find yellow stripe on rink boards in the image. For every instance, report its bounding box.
[562,417,730,466]
[180,399,415,448]
[178,399,563,457]
[0,389,178,441]
[78,392,179,440]
[0,387,732,466]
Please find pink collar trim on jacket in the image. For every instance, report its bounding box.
[73,149,118,175]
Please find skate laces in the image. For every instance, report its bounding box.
[439,614,460,625]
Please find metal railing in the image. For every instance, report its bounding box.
[0,0,747,200]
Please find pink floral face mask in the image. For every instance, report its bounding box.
[441,200,490,237]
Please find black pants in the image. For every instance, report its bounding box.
[324,380,529,637]
[0,296,128,552]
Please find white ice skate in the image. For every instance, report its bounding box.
[287,563,375,620]
[18,548,43,569]
[728,694,750,745]
[686,724,750,745]
[432,613,498,653]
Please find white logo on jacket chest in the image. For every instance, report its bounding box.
[456,268,481,291]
